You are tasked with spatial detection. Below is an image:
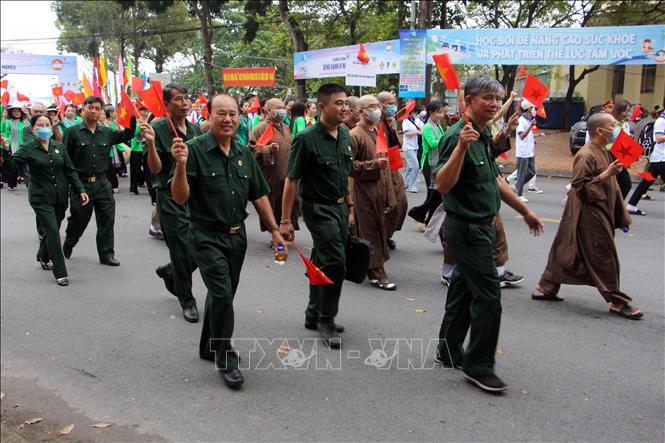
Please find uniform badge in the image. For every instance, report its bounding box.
[212,172,216,176]
[480,161,484,165]
[55,149,60,154]
[238,160,243,166]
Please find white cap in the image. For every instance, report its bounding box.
[520,99,535,111]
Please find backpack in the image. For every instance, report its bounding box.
[639,121,655,157]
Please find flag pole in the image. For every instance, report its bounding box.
[456,89,469,125]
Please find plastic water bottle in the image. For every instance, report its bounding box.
[274,244,286,265]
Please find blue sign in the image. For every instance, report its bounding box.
[426,25,665,65]
[399,29,427,98]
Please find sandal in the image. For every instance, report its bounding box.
[609,304,644,320]
[370,280,397,291]
[531,291,564,301]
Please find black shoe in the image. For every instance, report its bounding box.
[130,189,139,195]
[100,256,120,266]
[462,372,507,393]
[305,317,344,332]
[387,238,396,250]
[155,265,177,296]
[499,271,525,288]
[434,352,463,370]
[56,277,69,286]
[183,306,199,323]
[63,243,72,259]
[220,368,244,389]
[39,260,53,271]
[318,322,341,348]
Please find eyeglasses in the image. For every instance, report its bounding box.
[362,104,381,110]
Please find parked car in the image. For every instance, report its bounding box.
[569,105,604,154]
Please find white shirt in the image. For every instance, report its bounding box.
[515,115,535,158]
[651,114,665,162]
[401,118,420,151]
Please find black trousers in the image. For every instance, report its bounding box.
[408,188,442,225]
[106,162,119,189]
[628,161,665,206]
[129,151,144,192]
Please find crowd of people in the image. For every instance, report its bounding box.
[1,74,662,393]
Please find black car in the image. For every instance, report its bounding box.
[569,105,604,154]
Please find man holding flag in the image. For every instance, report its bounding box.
[434,75,544,393]
[280,84,354,349]
[170,93,287,389]
[145,84,203,323]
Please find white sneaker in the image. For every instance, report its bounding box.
[518,196,529,203]
[408,187,418,193]
[527,186,543,194]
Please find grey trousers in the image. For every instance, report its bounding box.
[515,157,536,196]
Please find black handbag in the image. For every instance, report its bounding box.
[345,234,373,283]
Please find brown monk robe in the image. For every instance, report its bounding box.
[381,117,407,239]
[534,118,642,319]
[249,117,300,232]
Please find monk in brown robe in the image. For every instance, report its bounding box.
[350,95,397,290]
[340,96,360,132]
[377,91,407,249]
[248,98,299,233]
[532,112,643,320]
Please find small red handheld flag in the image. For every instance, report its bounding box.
[117,90,135,128]
[131,76,145,95]
[58,102,66,120]
[629,104,642,122]
[16,91,30,102]
[499,152,508,160]
[256,123,275,147]
[432,53,460,90]
[637,170,656,181]
[52,86,63,97]
[397,100,416,122]
[357,43,370,64]
[537,104,547,119]
[0,79,7,89]
[1,91,9,106]
[610,130,643,168]
[71,92,85,106]
[290,241,334,285]
[63,89,75,102]
[248,96,260,113]
[521,74,549,108]
[388,145,404,170]
[375,123,388,154]
[517,65,527,78]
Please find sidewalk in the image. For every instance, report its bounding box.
[496,130,649,181]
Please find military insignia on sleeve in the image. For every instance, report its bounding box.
[55,149,60,154]
[238,160,243,166]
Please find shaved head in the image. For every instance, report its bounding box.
[347,96,359,110]
[358,94,379,109]
[587,111,615,138]
[376,91,396,104]
[265,98,284,111]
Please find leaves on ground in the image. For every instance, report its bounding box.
[24,417,42,425]
[59,424,75,435]
[496,347,504,356]
[92,423,111,428]
[405,297,415,302]
[256,309,264,315]
[414,309,426,314]
[169,315,176,320]
[521,389,529,395]
[277,344,291,355]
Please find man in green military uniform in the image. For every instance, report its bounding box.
[171,93,288,389]
[145,84,202,323]
[280,84,354,349]
[62,95,135,265]
[434,76,544,393]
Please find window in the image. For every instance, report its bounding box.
[612,65,625,95]
[640,65,657,93]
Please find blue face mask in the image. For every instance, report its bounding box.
[385,104,397,116]
[35,127,53,141]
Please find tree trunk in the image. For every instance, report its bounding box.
[439,0,447,29]
[417,0,432,102]
[278,0,307,98]
[562,64,600,130]
[198,1,215,95]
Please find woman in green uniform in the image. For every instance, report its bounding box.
[289,101,307,137]
[8,114,89,286]
[1,102,29,190]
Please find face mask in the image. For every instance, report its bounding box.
[385,104,397,116]
[274,109,287,120]
[530,108,537,117]
[35,127,53,141]
[599,127,617,145]
[365,109,382,123]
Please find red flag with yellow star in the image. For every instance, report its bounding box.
[610,130,643,168]
[432,53,460,90]
[522,74,549,109]
[290,241,334,285]
[117,90,134,128]
[357,43,369,64]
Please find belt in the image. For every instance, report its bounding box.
[303,196,346,205]
[192,217,242,234]
[446,211,496,225]
[79,173,104,183]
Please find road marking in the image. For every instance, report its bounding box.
[514,215,560,223]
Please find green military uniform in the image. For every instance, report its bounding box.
[285,121,354,325]
[183,132,270,370]
[435,118,502,377]
[152,118,202,309]
[62,120,135,261]
[8,139,85,279]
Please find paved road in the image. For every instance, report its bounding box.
[2,176,664,442]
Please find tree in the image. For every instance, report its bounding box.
[277,0,308,98]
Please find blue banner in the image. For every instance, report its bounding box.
[399,29,427,98]
[0,53,79,86]
[426,25,664,65]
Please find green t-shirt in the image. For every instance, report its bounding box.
[291,116,307,137]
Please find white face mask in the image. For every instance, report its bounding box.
[530,108,537,117]
[365,109,382,123]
